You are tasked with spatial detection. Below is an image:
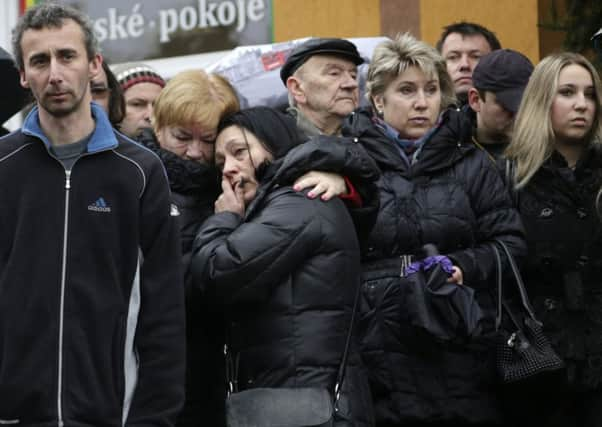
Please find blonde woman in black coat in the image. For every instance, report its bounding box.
[343,34,526,427]
[503,52,602,427]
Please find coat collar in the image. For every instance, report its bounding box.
[22,102,119,153]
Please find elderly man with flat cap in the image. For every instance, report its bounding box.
[278,37,380,247]
[466,48,534,160]
[281,38,364,137]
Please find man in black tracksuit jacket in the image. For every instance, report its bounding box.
[0,3,185,426]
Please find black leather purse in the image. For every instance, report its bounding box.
[224,283,360,427]
[492,240,564,383]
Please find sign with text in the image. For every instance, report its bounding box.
[51,0,272,63]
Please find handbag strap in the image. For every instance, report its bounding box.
[504,158,519,207]
[493,241,503,330]
[333,280,361,410]
[493,239,538,330]
[492,244,526,332]
[224,281,362,404]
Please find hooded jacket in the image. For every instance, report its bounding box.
[0,105,185,427]
[343,107,526,425]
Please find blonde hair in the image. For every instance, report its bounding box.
[506,52,602,189]
[153,70,240,133]
[366,33,455,112]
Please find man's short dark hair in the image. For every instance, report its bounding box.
[12,2,99,70]
[436,21,501,52]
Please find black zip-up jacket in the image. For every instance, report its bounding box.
[0,105,186,426]
[343,108,526,425]
[191,140,378,427]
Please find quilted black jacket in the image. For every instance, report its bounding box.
[191,139,379,426]
[343,108,526,425]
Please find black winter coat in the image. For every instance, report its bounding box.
[136,130,225,427]
[191,142,377,427]
[516,147,602,390]
[342,108,526,425]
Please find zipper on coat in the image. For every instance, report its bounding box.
[57,168,71,427]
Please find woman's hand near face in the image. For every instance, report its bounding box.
[215,176,245,216]
[446,266,464,285]
[293,171,347,201]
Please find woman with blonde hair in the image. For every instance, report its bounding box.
[136,69,240,427]
[342,33,525,426]
[504,52,602,427]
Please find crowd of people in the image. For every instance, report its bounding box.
[1,2,601,427]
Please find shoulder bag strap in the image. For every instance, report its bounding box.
[504,158,519,207]
[333,280,362,410]
[492,242,504,331]
[225,282,361,403]
[494,239,538,321]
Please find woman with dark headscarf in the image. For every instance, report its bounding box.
[191,106,374,426]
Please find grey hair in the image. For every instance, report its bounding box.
[12,2,99,70]
[287,91,297,108]
[366,33,455,111]
[287,64,308,108]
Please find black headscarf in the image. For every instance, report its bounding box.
[218,106,304,160]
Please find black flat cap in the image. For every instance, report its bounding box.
[280,38,364,85]
[472,49,534,113]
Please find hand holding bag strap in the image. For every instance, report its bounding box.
[333,280,362,411]
[494,239,538,321]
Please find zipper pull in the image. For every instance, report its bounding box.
[65,170,71,190]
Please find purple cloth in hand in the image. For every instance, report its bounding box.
[405,255,454,276]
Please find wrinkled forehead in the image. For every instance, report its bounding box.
[21,19,86,57]
[300,54,358,73]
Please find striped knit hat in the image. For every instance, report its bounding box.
[113,63,166,92]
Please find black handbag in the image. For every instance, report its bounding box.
[492,240,565,383]
[403,244,484,341]
[224,283,361,427]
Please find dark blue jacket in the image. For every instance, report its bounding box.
[0,104,185,426]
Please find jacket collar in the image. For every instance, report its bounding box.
[22,102,119,153]
[288,107,342,137]
[344,107,475,175]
